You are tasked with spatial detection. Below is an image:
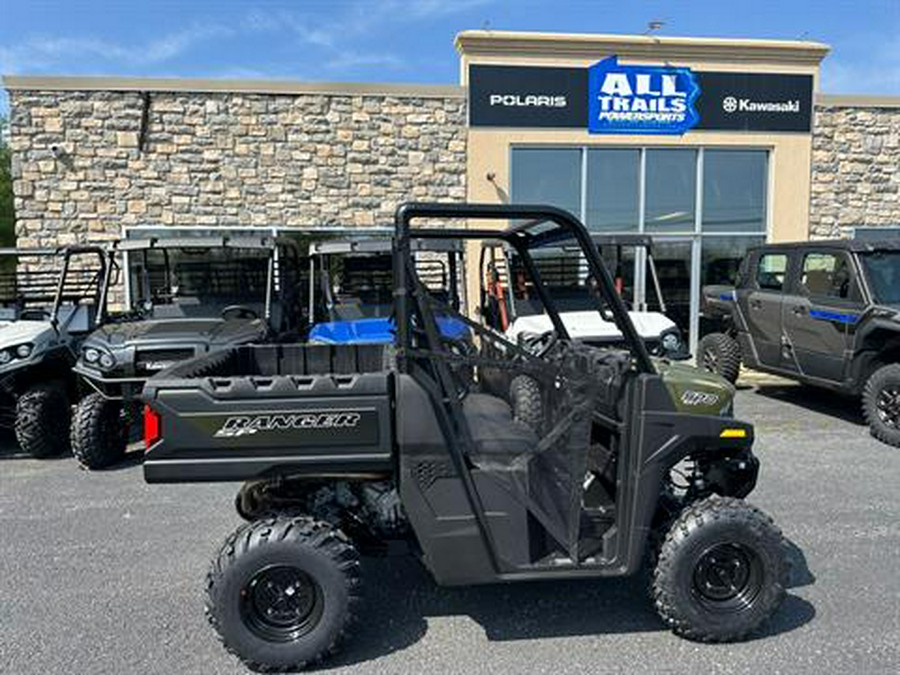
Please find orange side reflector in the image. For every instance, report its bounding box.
[144,404,161,448]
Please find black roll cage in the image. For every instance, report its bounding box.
[393,202,655,374]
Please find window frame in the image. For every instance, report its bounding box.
[796,250,865,306]
[754,251,790,293]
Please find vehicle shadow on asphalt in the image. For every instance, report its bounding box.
[752,383,865,426]
[325,538,816,670]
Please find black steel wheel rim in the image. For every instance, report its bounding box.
[701,347,718,373]
[876,386,900,429]
[240,565,324,642]
[692,542,763,612]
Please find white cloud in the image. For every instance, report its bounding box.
[0,22,233,74]
[819,31,900,95]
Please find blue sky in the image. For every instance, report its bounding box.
[2,0,899,116]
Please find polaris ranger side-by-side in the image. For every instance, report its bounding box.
[699,239,900,447]
[0,246,109,457]
[481,234,688,359]
[71,235,302,469]
[142,203,788,671]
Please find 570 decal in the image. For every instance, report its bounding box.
[214,412,362,438]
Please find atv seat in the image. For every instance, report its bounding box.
[461,393,538,466]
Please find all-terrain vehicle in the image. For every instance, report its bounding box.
[306,237,469,345]
[481,234,688,359]
[71,235,302,469]
[142,203,788,671]
[699,239,900,447]
[0,246,109,458]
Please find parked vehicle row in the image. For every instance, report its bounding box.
[9,205,900,672]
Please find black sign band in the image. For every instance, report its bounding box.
[469,64,813,133]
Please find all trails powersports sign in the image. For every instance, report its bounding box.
[587,56,699,135]
[468,59,813,134]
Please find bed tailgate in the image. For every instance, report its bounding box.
[142,372,394,483]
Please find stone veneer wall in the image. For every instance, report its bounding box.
[810,102,900,239]
[7,88,467,247]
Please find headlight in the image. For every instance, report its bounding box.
[661,331,682,353]
[16,344,33,358]
[84,347,100,363]
[0,350,11,365]
[98,352,115,369]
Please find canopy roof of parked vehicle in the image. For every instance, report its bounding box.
[750,239,900,253]
[109,235,289,251]
[310,238,463,256]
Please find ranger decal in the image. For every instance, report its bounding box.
[214,412,362,438]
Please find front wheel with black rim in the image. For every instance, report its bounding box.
[71,392,128,469]
[652,495,788,642]
[206,516,360,671]
[862,363,900,448]
[696,332,742,384]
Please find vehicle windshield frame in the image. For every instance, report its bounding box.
[858,249,900,305]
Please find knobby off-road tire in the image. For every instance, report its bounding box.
[71,392,128,469]
[652,495,788,642]
[206,516,361,672]
[509,375,543,434]
[14,383,71,458]
[862,363,900,448]
[697,333,742,384]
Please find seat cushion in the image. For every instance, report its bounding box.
[462,393,538,464]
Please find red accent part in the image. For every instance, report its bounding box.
[144,404,161,448]
[614,276,624,295]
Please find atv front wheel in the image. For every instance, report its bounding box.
[15,383,71,458]
[862,363,900,447]
[697,333,741,384]
[206,516,360,671]
[71,392,128,469]
[652,495,788,642]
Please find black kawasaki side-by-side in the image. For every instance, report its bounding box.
[71,235,302,469]
[142,203,789,671]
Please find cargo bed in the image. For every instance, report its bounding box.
[142,344,395,483]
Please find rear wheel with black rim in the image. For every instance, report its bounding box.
[206,515,360,671]
[862,363,900,448]
[652,495,788,642]
[696,333,741,384]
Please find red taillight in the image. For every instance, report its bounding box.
[144,404,161,448]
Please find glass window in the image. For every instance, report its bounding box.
[701,236,766,286]
[756,253,788,291]
[645,149,697,234]
[859,251,900,304]
[800,253,858,301]
[510,148,582,219]
[585,149,640,232]
[702,150,767,233]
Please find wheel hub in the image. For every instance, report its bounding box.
[692,542,762,611]
[241,565,323,642]
[876,386,900,428]
[701,348,718,372]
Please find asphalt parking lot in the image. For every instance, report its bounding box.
[1,377,898,675]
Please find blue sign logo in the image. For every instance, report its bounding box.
[588,56,700,135]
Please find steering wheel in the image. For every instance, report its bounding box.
[221,305,259,321]
[520,329,559,358]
